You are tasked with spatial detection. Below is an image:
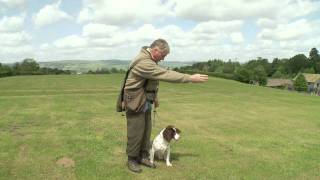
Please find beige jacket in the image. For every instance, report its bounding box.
[123,47,191,111]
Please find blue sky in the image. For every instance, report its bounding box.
[0,0,320,63]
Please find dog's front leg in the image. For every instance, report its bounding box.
[149,147,155,165]
[165,147,172,167]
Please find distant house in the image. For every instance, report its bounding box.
[266,78,293,90]
[294,73,320,93]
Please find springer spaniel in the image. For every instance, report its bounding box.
[149,125,181,167]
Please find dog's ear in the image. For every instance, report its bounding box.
[175,128,181,134]
[166,125,174,129]
[163,126,175,142]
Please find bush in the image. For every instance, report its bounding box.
[294,74,307,92]
[234,67,252,83]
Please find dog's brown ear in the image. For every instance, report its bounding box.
[175,128,181,134]
[166,125,174,129]
[163,127,174,142]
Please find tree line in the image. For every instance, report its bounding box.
[0,58,127,78]
[87,68,125,74]
[174,47,320,86]
[0,58,72,77]
[1,47,319,84]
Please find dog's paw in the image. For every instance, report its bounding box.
[151,163,157,168]
[166,162,172,167]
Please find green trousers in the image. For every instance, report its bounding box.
[126,108,152,158]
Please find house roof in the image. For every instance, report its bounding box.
[301,73,320,83]
[266,79,293,87]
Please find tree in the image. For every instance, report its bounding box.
[19,58,40,75]
[0,63,12,77]
[271,58,281,75]
[288,54,309,75]
[110,67,119,73]
[309,47,319,60]
[315,62,320,74]
[213,66,223,73]
[222,60,237,74]
[208,59,224,72]
[302,67,315,74]
[272,70,283,78]
[294,74,307,92]
[309,47,320,73]
[201,64,209,72]
[246,57,272,76]
[234,67,252,83]
[252,65,267,85]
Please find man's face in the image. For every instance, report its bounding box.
[151,47,168,62]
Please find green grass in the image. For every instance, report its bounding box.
[0,74,319,179]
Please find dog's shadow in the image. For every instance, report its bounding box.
[169,152,199,161]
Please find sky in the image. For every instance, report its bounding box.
[0,0,320,63]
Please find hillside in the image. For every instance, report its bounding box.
[38,60,195,73]
[0,74,319,179]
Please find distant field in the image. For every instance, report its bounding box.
[0,74,319,179]
[38,60,194,73]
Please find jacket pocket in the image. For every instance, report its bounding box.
[124,88,146,112]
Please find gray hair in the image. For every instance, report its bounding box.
[150,39,170,54]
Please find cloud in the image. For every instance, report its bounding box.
[278,0,320,20]
[36,18,319,62]
[258,19,313,41]
[0,45,34,62]
[33,0,73,28]
[3,0,318,63]
[0,14,33,61]
[83,23,127,47]
[256,18,277,29]
[37,22,244,61]
[53,35,87,48]
[0,0,25,8]
[0,15,24,32]
[190,20,244,45]
[192,20,243,34]
[0,31,31,46]
[76,0,320,26]
[0,32,33,61]
[173,0,320,22]
[230,32,244,43]
[82,23,119,38]
[77,0,174,24]
[173,0,277,21]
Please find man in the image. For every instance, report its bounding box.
[122,39,208,173]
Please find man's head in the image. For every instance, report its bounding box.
[149,39,170,62]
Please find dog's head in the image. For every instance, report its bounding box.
[163,125,181,142]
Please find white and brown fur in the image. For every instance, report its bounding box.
[149,125,181,167]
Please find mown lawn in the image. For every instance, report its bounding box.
[0,74,319,179]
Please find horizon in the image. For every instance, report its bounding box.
[3,50,316,65]
[2,59,202,64]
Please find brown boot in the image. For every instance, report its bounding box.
[127,157,142,173]
[139,158,156,168]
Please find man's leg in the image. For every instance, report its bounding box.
[139,109,156,168]
[126,110,145,173]
[141,109,152,156]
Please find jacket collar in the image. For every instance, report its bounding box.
[141,46,156,63]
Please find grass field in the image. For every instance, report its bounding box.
[0,74,319,179]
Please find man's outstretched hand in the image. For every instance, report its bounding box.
[190,74,208,83]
